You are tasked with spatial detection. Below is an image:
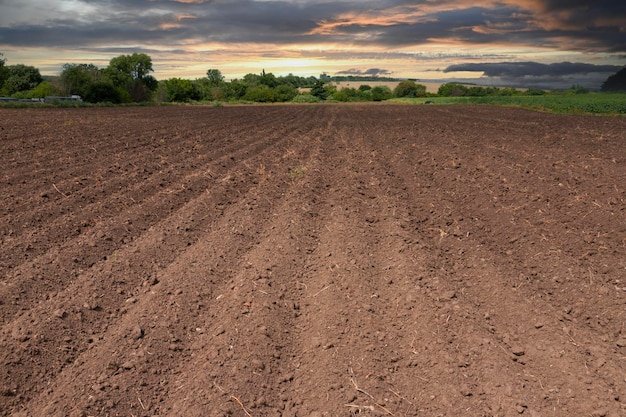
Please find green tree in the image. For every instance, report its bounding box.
[227,80,248,100]
[332,89,349,102]
[437,83,468,97]
[274,84,298,102]
[393,80,426,98]
[105,53,157,102]
[1,64,43,96]
[371,85,392,101]
[162,78,200,102]
[332,87,370,102]
[280,73,312,88]
[526,88,546,96]
[60,63,101,97]
[242,73,262,86]
[310,79,330,100]
[466,86,488,96]
[23,81,61,98]
[84,80,126,103]
[259,70,278,88]
[243,85,276,102]
[0,53,8,92]
[568,84,588,94]
[499,87,520,96]
[206,69,225,87]
[601,67,626,92]
[194,77,231,101]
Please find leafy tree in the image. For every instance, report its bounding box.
[60,63,101,97]
[206,69,225,87]
[371,85,392,101]
[358,84,372,91]
[243,85,276,102]
[107,53,153,82]
[437,83,468,97]
[332,87,371,102]
[332,89,350,102]
[162,78,200,102]
[227,80,248,100]
[0,53,8,91]
[1,64,43,96]
[291,93,320,103]
[105,53,156,102]
[526,88,546,96]
[601,67,626,92]
[310,79,330,100]
[393,80,426,98]
[25,81,61,98]
[193,77,230,101]
[242,73,262,86]
[499,87,520,96]
[565,84,589,94]
[84,80,126,103]
[259,70,278,88]
[280,73,313,88]
[273,84,298,102]
[466,86,489,97]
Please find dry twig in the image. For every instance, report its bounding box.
[350,378,374,400]
[375,403,395,416]
[230,395,252,417]
[313,284,332,297]
[52,183,68,198]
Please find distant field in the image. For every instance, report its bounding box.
[332,80,445,94]
[391,93,626,114]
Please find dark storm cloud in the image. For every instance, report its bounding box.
[444,62,623,77]
[443,61,623,90]
[328,4,625,52]
[0,0,333,47]
[0,0,624,52]
[539,0,626,24]
[335,68,392,76]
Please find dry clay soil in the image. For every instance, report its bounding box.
[1,104,625,417]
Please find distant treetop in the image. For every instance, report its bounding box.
[601,67,626,92]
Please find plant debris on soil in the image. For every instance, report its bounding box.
[1,104,625,417]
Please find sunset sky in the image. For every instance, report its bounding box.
[0,0,624,89]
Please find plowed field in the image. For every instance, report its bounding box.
[1,104,625,417]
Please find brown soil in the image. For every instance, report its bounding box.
[1,104,625,417]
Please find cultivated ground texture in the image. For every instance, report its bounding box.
[1,104,625,417]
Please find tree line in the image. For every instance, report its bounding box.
[1,52,624,104]
[0,52,157,103]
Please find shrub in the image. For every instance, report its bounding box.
[84,81,124,104]
[162,78,200,102]
[292,93,320,103]
[243,85,276,102]
[274,84,298,102]
[371,86,392,101]
[438,83,469,97]
[393,80,426,98]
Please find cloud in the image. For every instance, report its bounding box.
[443,61,624,89]
[335,68,393,77]
[444,61,623,77]
[0,0,624,51]
[0,1,623,80]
